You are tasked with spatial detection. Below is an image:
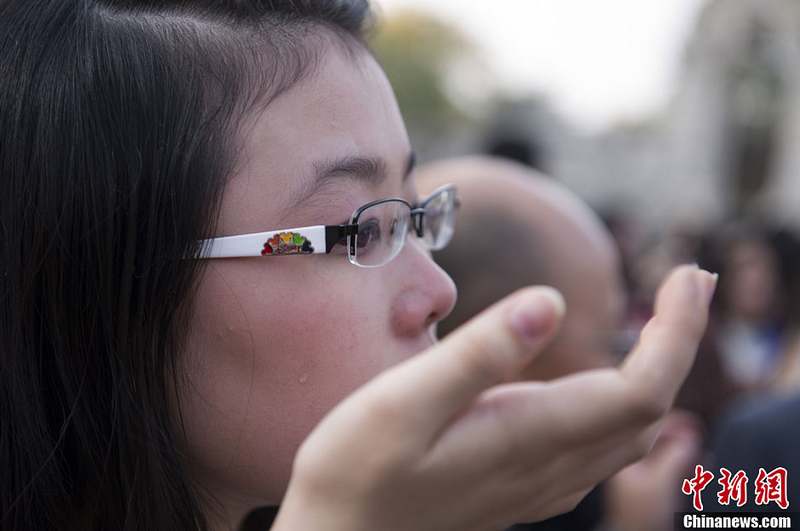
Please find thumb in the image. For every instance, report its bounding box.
[358,286,565,442]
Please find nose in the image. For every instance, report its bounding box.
[389,237,457,339]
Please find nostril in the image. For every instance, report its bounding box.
[424,310,439,330]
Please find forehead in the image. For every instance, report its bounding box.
[217,44,411,235]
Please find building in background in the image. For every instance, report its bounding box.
[666,0,800,228]
[373,0,800,232]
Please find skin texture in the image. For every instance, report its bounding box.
[273,265,716,531]
[416,157,626,381]
[178,45,456,529]
[176,42,716,531]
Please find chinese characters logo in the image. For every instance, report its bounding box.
[681,465,789,511]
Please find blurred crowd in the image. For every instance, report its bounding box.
[410,153,800,531]
[615,215,800,415]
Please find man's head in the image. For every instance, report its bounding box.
[418,156,626,380]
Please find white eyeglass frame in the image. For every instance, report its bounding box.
[191,184,459,268]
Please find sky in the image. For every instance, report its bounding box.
[375,0,708,131]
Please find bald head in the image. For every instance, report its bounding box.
[418,156,626,380]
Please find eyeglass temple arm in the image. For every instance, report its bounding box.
[192,224,358,259]
[325,224,358,253]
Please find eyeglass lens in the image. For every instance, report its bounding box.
[350,200,409,267]
[422,187,456,251]
[349,187,456,267]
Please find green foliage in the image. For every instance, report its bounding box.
[370,10,475,136]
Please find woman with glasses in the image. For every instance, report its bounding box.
[0,1,716,530]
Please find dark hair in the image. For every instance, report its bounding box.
[0,1,371,530]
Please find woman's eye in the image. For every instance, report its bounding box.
[357,218,381,249]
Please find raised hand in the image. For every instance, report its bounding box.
[272,265,717,531]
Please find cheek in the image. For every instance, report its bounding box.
[178,263,391,503]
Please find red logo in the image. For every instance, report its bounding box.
[682,465,715,511]
[681,466,790,511]
[754,467,789,510]
[717,468,748,507]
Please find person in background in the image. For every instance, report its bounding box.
[417,156,625,381]
[704,224,795,393]
[417,156,702,531]
[705,391,800,512]
[628,228,740,429]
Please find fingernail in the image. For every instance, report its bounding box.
[696,270,718,307]
[706,272,719,305]
[509,288,565,345]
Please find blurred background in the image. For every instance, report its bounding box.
[371,0,800,227]
[369,0,800,412]
[367,3,800,525]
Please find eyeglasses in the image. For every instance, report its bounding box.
[193,184,460,268]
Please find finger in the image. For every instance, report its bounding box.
[655,409,703,441]
[654,430,701,476]
[478,419,655,526]
[620,264,717,413]
[513,265,713,443]
[424,378,655,478]
[538,265,715,440]
[648,410,702,458]
[353,286,566,442]
[544,420,665,496]
[437,369,633,455]
[511,487,594,527]
[527,486,594,523]
[433,266,714,458]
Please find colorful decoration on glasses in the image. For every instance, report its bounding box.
[261,232,315,256]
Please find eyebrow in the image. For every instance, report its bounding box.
[312,151,416,187]
[285,151,416,214]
